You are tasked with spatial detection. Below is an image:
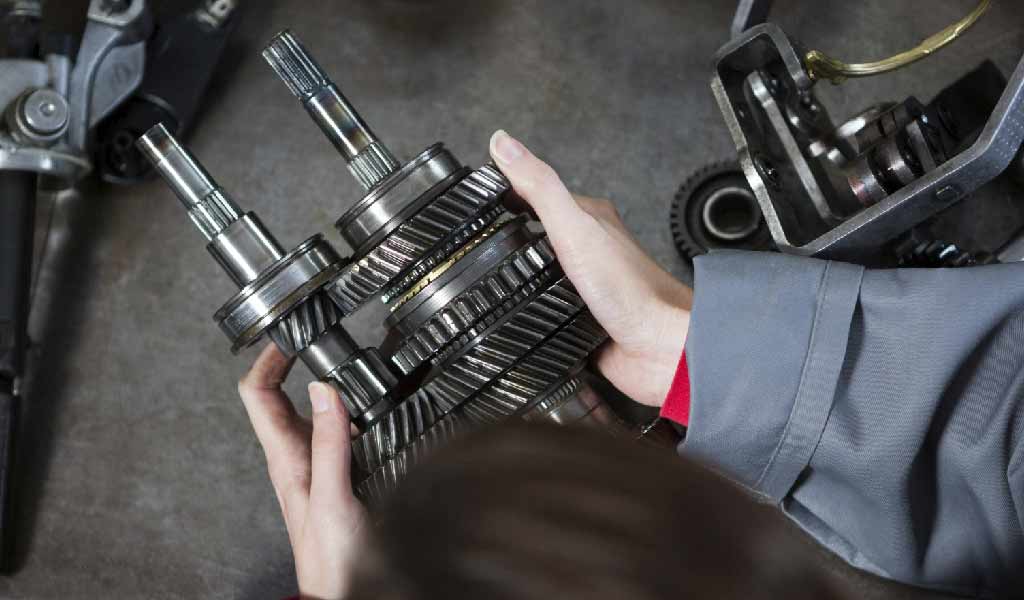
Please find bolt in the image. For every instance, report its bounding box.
[755,156,780,189]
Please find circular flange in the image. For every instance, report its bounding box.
[670,161,774,263]
[214,235,346,353]
[335,143,462,253]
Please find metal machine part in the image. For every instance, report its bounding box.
[670,161,773,262]
[137,124,399,429]
[96,0,241,184]
[252,30,671,498]
[711,22,1024,262]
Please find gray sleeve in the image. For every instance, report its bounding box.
[682,250,1024,596]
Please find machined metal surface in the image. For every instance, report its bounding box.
[263,29,400,191]
[329,164,510,312]
[712,23,1024,261]
[214,235,345,353]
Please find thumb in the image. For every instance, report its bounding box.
[307,382,356,509]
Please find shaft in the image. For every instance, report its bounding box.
[262,30,400,191]
[137,124,284,286]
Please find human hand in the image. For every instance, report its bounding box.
[237,344,366,600]
[490,130,692,407]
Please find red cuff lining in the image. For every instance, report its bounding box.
[659,349,690,427]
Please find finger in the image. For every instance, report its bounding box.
[238,344,302,452]
[574,194,632,238]
[490,130,592,239]
[238,344,312,531]
[307,382,357,511]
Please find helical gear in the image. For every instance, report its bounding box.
[388,236,557,375]
[330,165,510,312]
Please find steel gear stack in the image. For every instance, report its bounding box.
[141,30,658,502]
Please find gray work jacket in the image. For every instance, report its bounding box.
[683,251,1024,597]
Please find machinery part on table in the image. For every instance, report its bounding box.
[892,236,994,268]
[670,161,773,262]
[137,124,399,429]
[805,0,990,84]
[96,0,241,184]
[711,23,1024,263]
[258,30,636,500]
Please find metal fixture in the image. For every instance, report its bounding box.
[708,6,1024,263]
[0,0,240,571]
[147,30,676,501]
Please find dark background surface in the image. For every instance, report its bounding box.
[2,0,1022,597]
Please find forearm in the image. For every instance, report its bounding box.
[679,250,1024,595]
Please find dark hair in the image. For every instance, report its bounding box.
[349,422,848,599]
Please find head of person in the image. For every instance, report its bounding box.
[348,422,849,599]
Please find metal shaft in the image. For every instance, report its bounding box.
[137,123,285,286]
[137,122,241,239]
[262,30,400,191]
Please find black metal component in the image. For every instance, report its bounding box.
[0,169,36,573]
[892,233,995,268]
[670,161,774,263]
[39,0,90,59]
[96,0,241,184]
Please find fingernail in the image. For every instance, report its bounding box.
[309,382,332,414]
[491,130,525,163]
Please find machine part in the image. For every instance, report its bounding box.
[138,124,400,429]
[730,0,772,39]
[670,161,773,261]
[0,170,34,572]
[263,31,509,312]
[892,236,994,268]
[5,88,69,145]
[329,165,508,312]
[263,30,399,191]
[712,23,1024,262]
[385,233,556,375]
[247,30,634,498]
[96,0,241,184]
[805,0,990,84]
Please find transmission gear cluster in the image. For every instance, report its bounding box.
[139,30,669,501]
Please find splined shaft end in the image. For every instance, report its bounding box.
[262,30,400,191]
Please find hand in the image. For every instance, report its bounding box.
[490,130,692,407]
[237,344,366,600]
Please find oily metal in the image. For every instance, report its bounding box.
[145,29,674,502]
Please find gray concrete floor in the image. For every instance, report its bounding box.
[2,1,1022,598]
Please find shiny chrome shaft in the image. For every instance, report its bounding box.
[262,30,400,190]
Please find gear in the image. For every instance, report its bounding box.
[461,312,607,424]
[388,236,557,375]
[670,161,773,263]
[422,274,587,413]
[330,165,509,313]
[268,291,344,355]
[352,386,446,474]
[892,236,995,267]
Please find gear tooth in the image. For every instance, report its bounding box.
[671,160,772,262]
[388,236,557,373]
[333,165,510,311]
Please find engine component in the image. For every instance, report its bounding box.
[670,161,773,262]
[259,30,647,497]
[136,124,400,430]
[142,30,681,500]
[711,16,1024,263]
[892,235,994,268]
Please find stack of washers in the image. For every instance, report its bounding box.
[138,30,634,501]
